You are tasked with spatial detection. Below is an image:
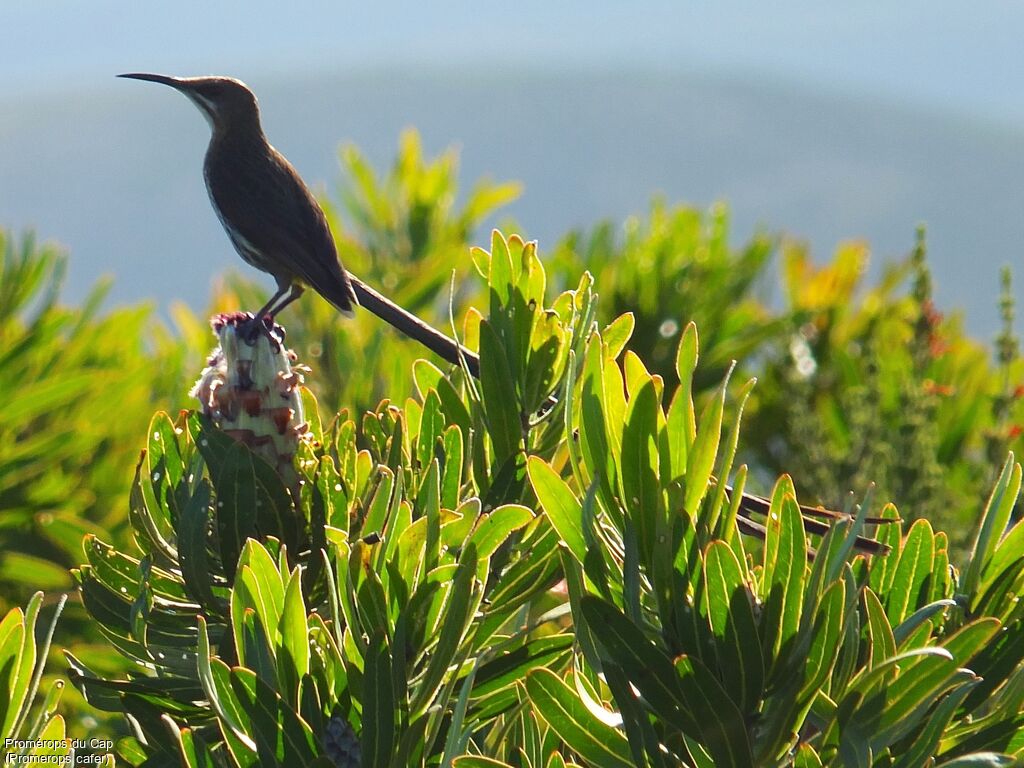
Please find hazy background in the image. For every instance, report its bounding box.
[2,2,1022,335]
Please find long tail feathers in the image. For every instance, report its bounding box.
[347,273,479,377]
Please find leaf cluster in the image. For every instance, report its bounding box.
[66,232,1024,766]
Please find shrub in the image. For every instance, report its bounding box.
[68,232,1024,766]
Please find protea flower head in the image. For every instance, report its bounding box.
[190,313,309,487]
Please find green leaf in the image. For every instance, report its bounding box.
[363,467,396,538]
[0,606,27,739]
[277,568,310,706]
[178,480,223,613]
[484,522,561,616]
[964,455,1020,599]
[524,309,569,411]
[933,753,1017,767]
[602,661,668,768]
[886,518,936,626]
[982,517,1024,596]
[579,596,695,734]
[707,378,755,538]
[473,634,574,702]
[480,451,527,512]
[685,367,729,517]
[863,587,896,669]
[891,679,979,768]
[196,616,253,746]
[410,544,480,717]
[528,457,587,565]
[487,229,515,323]
[239,607,278,690]
[415,456,442,520]
[235,541,285,651]
[801,579,847,699]
[452,758,515,768]
[839,651,950,704]
[441,425,464,510]
[673,653,755,768]
[441,499,478,551]
[892,599,957,647]
[417,389,444,477]
[0,554,70,592]
[467,504,533,559]
[620,379,663,569]
[578,334,618,516]
[760,481,805,672]
[793,744,823,768]
[174,725,216,768]
[129,456,178,564]
[602,313,635,361]
[0,373,95,426]
[703,541,764,712]
[228,667,319,764]
[872,660,968,748]
[668,322,699,478]
[362,630,395,768]
[29,712,71,757]
[525,668,634,768]
[212,444,265,580]
[480,320,521,464]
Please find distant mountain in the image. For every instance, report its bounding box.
[2,67,1023,335]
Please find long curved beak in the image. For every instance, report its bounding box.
[117,73,186,89]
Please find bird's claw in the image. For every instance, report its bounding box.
[238,314,285,349]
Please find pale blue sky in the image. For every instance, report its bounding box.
[3,2,1023,125]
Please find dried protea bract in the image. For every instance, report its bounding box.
[190,313,309,486]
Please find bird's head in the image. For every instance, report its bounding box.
[118,73,261,135]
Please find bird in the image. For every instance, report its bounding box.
[119,73,889,556]
[118,73,355,332]
[118,73,478,370]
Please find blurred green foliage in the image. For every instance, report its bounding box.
[0,233,172,602]
[546,201,786,393]
[0,232,195,738]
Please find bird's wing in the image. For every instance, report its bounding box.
[206,144,356,313]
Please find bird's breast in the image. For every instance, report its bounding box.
[202,151,279,275]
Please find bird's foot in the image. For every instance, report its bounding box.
[238,313,285,349]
